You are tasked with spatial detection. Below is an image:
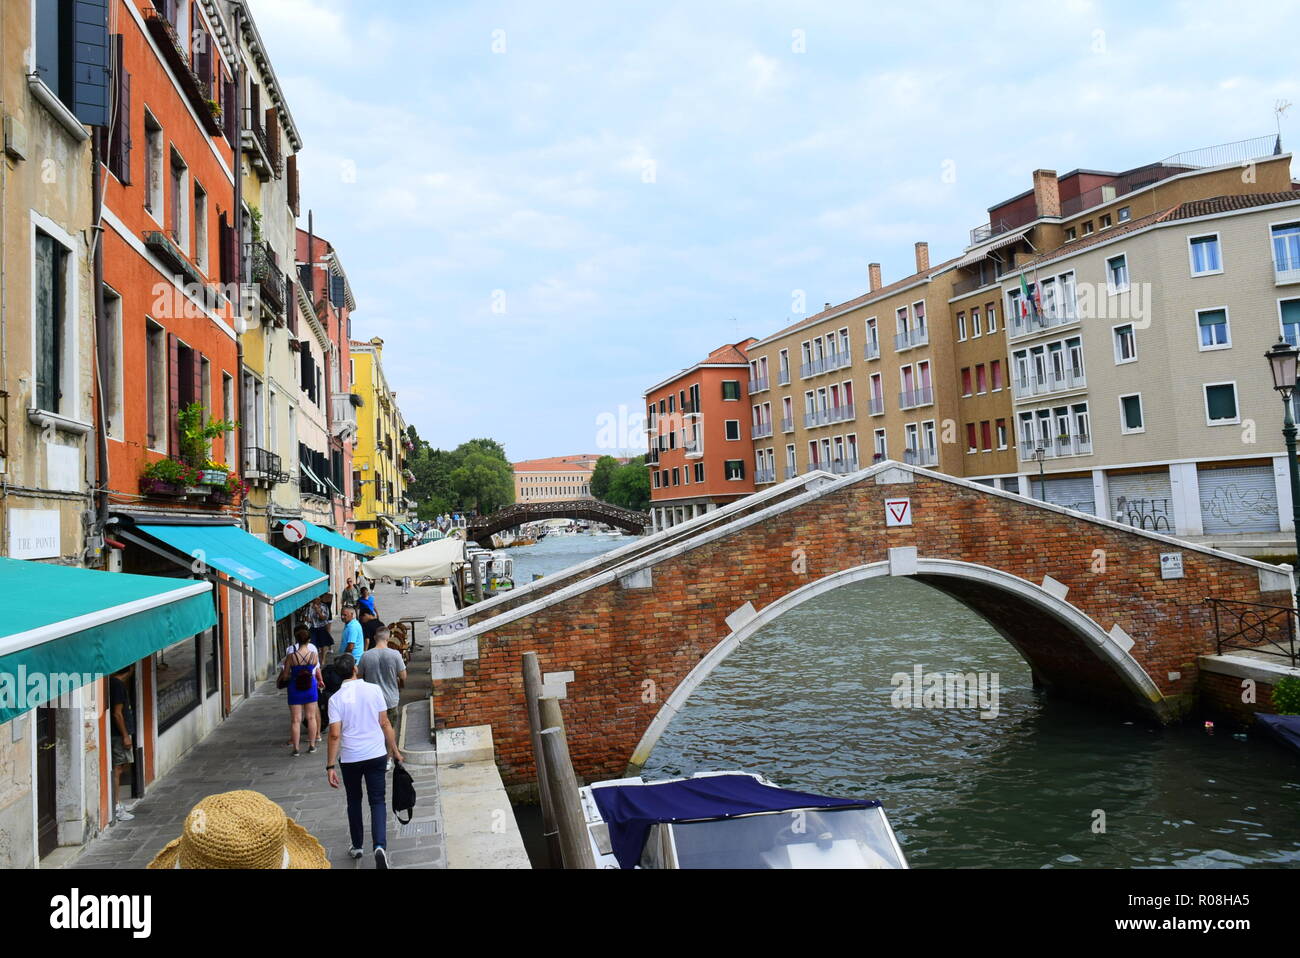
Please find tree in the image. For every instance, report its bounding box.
[606,456,650,511]
[590,456,619,501]
[404,436,515,516]
[449,449,514,514]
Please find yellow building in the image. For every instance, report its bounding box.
[349,338,411,550]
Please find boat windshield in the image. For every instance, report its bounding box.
[667,805,904,869]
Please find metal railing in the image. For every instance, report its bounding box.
[1018,434,1093,461]
[868,396,885,416]
[829,457,860,475]
[1206,596,1298,666]
[684,440,702,456]
[800,357,827,378]
[751,421,774,439]
[1012,367,1087,398]
[243,445,285,483]
[748,376,770,393]
[783,465,798,480]
[777,368,792,386]
[893,327,929,351]
[781,416,794,433]
[970,218,1016,247]
[864,341,880,361]
[898,387,934,409]
[828,403,856,423]
[755,468,776,485]
[903,446,938,467]
[1009,306,1078,339]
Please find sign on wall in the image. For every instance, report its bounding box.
[885,498,912,527]
[8,509,60,559]
[1160,552,1185,580]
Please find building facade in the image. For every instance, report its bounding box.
[513,454,600,502]
[645,340,756,530]
[349,337,410,551]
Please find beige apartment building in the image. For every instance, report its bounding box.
[515,455,600,503]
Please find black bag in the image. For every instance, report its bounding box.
[294,667,312,692]
[392,761,416,824]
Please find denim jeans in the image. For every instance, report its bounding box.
[340,755,388,851]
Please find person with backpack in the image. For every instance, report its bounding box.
[279,625,321,757]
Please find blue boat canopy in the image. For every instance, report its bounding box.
[591,774,878,869]
[279,519,375,557]
[134,523,328,620]
[0,559,216,724]
[1256,713,1300,757]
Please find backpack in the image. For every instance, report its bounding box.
[292,650,313,692]
[392,761,416,824]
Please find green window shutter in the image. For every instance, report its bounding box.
[1280,299,1300,325]
[1122,395,1142,429]
[1206,384,1237,421]
[1198,309,1227,327]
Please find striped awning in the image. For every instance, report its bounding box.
[951,228,1031,270]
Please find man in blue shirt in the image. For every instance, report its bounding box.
[340,605,365,664]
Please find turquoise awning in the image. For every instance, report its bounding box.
[399,523,416,537]
[0,558,216,725]
[280,519,375,557]
[136,523,328,620]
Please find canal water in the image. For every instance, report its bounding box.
[510,534,1300,868]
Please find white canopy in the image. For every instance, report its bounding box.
[360,537,466,580]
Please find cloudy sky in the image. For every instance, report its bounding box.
[251,0,1299,462]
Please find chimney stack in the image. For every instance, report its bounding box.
[1032,169,1060,218]
[869,263,882,293]
[914,241,930,274]
[824,302,831,311]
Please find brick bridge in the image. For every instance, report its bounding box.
[428,462,1292,788]
[466,498,649,544]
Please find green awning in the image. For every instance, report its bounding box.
[399,523,416,537]
[0,558,216,725]
[280,519,375,557]
[136,523,328,620]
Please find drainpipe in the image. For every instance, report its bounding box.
[232,2,247,535]
[91,128,109,566]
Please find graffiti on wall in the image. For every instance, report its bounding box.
[1114,496,1172,533]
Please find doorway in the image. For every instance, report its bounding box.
[35,708,58,858]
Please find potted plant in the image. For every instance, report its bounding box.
[177,402,238,484]
[207,99,222,121]
[141,457,190,495]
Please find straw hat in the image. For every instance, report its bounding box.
[148,790,330,869]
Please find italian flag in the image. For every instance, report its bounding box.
[1018,273,1033,320]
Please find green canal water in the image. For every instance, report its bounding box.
[510,535,1300,868]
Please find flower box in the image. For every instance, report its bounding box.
[141,479,184,497]
[198,469,230,486]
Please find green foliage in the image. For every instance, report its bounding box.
[176,401,237,468]
[604,456,650,511]
[1273,676,1300,715]
[589,456,619,500]
[406,437,514,515]
[142,457,199,487]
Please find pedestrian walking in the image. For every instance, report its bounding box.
[339,605,365,664]
[401,575,412,595]
[108,665,136,822]
[306,598,332,661]
[357,627,407,729]
[357,586,377,618]
[341,577,359,610]
[326,653,403,868]
[359,607,383,649]
[279,626,321,756]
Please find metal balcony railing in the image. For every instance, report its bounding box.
[1012,367,1087,398]
[783,465,798,480]
[800,357,827,378]
[684,440,702,456]
[903,446,938,467]
[243,445,285,483]
[778,368,791,386]
[751,421,774,440]
[781,416,794,433]
[828,403,856,423]
[1019,434,1093,461]
[755,468,777,485]
[898,387,934,409]
[1009,304,1078,339]
[864,341,880,361]
[828,457,860,475]
[1275,247,1300,285]
[748,376,770,393]
[868,396,885,416]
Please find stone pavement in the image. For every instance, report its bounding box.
[69,581,449,870]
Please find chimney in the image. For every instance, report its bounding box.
[824,302,831,311]
[1032,169,1060,218]
[868,263,882,292]
[914,242,929,274]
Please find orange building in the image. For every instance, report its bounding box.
[645,340,757,529]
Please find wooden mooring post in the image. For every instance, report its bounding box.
[521,652,561,866]
[539,696,595,869]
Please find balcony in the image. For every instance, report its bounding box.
[751,421,774,440]
[251,241,284,315]
[868,396,885,416]
[783,465,798,480]
[143,230,205,290]
[893,326,929,351]
[646,447,660,465]
[800,357,827,378]
[243,111,283,180]
[1276,250,1300,286]
[143,8,223,136]
[969,218,1018,248]
[903,446,938,467]
[1009,306,1078,339]
[1020,434,1093,461]
[243,446,286,485]
[827,350,853,371]
[803,409,830,429]
[778,368,792,386]
[828,457,860,475]
[748,376,770,394]
[682,399,699,415]
[330,392,357,439]
[1012,367,1086,399]
[780,416,794,433]
[898,387,934,409]
[755,468,777,485]
[828,403,856,424]
[864,341,880,361]
[684,440,702,457]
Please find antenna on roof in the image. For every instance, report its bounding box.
[1276,99,1292,149]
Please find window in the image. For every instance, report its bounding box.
[193,181,208,271]
[1082,221,1094,235]
[725,420,740,440]
[980,421,992,451]
[156,633,205,732]
[986,303,997,333]
[991,359,1003,391]
[971,307,982,338]
[1189,234,1222,275]
[996,418,1008,449]
[1272,222,1300,273]
[1064,227,1077,241]
[1099,213,1112,230]
[966,423,977,454]
[961,367,972,397]
[1197,308,1230,349]
[1107,253,1129,293]
[146,320,167,450]
[1118,207,1131,222]
[1107,324,1136,365]
[956,312,966,341]
[1281,299,1300,347]
[1120,393,1144,434]
[34,229,70,413]
[721,380,740,400]
[873,429,886,462]
[694,462,704,482]
[668,394,675,414]
[652,471,660,488]
[672,468,680,486]
[102,286,123,438]
[1204,383,1239,425]
[976,364,987,395]
[724,460,745,480]
[144,112,163,218]
[169,148,189,250]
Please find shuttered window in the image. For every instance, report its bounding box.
[107,34,131,182]
[1205,383,1238,423]
[1281,299,1300,347]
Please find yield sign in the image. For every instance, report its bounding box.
[885,498,912,527]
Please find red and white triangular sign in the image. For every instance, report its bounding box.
[885,498,912,527]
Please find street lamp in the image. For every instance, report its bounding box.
[1033,445,1047,501]
[1265,337,1300,605]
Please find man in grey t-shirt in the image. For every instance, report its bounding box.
[357,628,407,726]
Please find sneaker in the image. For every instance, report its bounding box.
[114,803,134,823]
[375,847,389,870]
[291,749,300,758]
[349,847,364,860]
[308,744,317,754]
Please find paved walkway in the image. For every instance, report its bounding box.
[69,581,448,870]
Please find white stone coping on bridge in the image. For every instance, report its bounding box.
[435,725,532,869]
[1199,653,1300,683]
[427,470,839,628]
[423,459,1295,652]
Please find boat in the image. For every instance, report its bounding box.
[578,771,908,869]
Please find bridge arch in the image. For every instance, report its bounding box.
[628,556,1164,773]
[467,499,648,543]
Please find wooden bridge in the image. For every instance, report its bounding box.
[466,498,649,543]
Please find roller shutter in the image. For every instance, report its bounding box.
[1198,465,1279,535]
[1108,471,1173,533]
[1039,476,1096,515]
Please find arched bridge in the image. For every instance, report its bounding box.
[429,462,1293,788]
[467,498,649,543]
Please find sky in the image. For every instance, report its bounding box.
[250,0,1300,462]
